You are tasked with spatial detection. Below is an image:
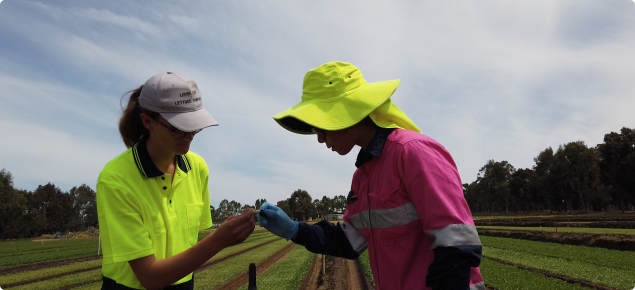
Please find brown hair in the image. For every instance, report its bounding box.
[118,86,158,148]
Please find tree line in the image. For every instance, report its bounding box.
[210,189,347,222]
[2,127,632,239]
[463,127,635,213]
[0,168,347,239]
[0,169,98,240]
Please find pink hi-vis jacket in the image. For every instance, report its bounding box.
[343,129,484,290]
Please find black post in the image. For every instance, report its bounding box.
[248,263,257,290]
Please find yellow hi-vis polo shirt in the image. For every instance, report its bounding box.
[97,137,213,289]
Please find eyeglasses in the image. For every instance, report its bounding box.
[153,118,202,139]
[311,127,325,137]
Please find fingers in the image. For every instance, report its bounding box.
[260,202,275,210]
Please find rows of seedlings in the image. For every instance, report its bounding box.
[480,236,635,290]
[0,230,281,290]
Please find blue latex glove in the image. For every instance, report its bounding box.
[257,202,299,240]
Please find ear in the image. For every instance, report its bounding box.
[140,113,153,131]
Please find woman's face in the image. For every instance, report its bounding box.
[316,127,358,156]
[143,114,195,156]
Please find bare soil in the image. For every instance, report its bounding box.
[315,255,372,290]
[299,254,322,290]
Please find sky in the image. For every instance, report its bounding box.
[0,0,634,208]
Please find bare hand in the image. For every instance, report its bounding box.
[213,208,256,248]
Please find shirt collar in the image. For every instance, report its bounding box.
[132,136,191,178]
[355,128,395,168]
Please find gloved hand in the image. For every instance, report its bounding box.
[257,202,299,240]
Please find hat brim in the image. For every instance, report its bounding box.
[273,79,400,134]
[161,107,219,132]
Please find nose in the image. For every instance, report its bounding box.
[182,132,195,141]
[317,134,326,144]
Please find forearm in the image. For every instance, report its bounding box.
[292,220,363,259]
[131,231,226,289]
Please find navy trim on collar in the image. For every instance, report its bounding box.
[355,128,395,168]
[132,136,191,178]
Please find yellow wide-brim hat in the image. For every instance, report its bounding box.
[273,61,421,134]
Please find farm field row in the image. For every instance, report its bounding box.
[0,231,283,290]
[479,226,635,235]
[481,236,635,290]
[0,233,282,287]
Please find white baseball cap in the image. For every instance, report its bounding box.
[139,72,219,132]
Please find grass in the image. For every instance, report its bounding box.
[0,240,100,269]
[0,259,102,285]
[481,236,635,289]
[1,230,278,289]
[358,250,374,288]
[237,245,314,290]
[194,239,293,290]
[9,268,102,290]
[480,257,589,290]
[479,226,635,235]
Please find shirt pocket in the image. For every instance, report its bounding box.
[186,203,204,246]
[367,184,401,207]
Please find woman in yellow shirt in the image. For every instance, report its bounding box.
[97,72,255,290]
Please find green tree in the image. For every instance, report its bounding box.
[254,198,267,210]
[550,141,601,212]
[476,160,515,213]
[533,147,555,211]
[69,184,98,230]
[216,199,231,221]
[0,169,28,239]
[331,195,347,214]
[597,127,635,211]
[277,199,291,217]
[315,196,333,219]
[288,189,313,221]
[509,168,537,212]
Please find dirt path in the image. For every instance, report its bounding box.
[212,243,296,290]
[487,257,618,290]
[299,254,323,290]
[316,255,371,290]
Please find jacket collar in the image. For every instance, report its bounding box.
[355,128,395,168]
[132,136,191,178]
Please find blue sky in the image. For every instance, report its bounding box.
[1,1,634,208]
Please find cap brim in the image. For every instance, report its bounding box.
[161,107,219,132]
[273,79,400,134]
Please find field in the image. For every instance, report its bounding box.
[1,212,634,290]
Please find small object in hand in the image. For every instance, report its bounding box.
[254,210,260,215]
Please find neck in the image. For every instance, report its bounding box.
[355,119,379,149]
[145,135,176,174]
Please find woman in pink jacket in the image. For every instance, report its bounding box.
[258,62,485,290]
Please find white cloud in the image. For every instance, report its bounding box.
[0,0,634,205]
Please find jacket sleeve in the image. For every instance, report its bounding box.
[291,220,367,260]
[398,139,482,290]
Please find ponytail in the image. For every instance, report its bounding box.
[118,86,158,148]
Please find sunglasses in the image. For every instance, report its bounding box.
[311,127,326,137]
[153,118,202,139]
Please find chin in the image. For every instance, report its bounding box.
[337,148,353,155]
[175,145,191,155]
